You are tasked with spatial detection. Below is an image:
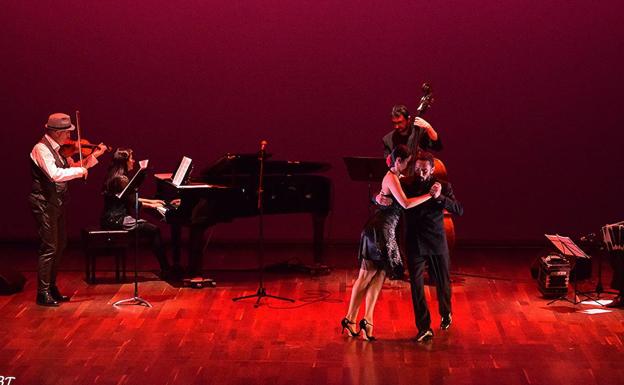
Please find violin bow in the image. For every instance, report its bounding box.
[75,110,86,179]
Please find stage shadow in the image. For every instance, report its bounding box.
[82,272,162,285]
[542,305,577,313]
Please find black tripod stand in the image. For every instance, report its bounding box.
[546,257,597,306]
[233,140,294,308]
[113,163,151,308]
[577,232,618,301]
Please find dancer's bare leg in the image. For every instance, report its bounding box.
[345,263,377,322]
[362,269,387,338]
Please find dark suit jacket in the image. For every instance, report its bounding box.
[382,126,443,157]
[402,177,463,257]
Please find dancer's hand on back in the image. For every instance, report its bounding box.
[376,192,392,206]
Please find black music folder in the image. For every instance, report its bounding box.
[343,156,387,182]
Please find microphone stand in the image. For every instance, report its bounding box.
[233,140,295,307]
[584,231,619,300]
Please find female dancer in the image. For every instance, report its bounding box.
[101,148,172,278]
[341,145,432,340]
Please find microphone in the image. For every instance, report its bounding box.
[259,140,268,158]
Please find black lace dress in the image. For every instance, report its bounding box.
[358,194,404,279]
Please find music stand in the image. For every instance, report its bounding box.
[343,157,387,204]
[545,234,599,306]
[113,160,152,308]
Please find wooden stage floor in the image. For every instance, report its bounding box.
[0,243,623,385]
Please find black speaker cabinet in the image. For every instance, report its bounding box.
[537,254,570,298]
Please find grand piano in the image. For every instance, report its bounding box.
[153,153,332,277]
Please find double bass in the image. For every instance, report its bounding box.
[409,83,456,249]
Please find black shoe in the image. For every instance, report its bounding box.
[36,292,60,307]
[606,296,624,308]
[415,328,434,343]
[359,319,376,341]
[340,318,360,337]
[50,286,70,302]
[440,314,452,330]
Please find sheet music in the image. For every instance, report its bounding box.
[545,234,589,258]
[172,156,192,187]
[116,159,148,199]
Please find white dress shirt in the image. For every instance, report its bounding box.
[30,134,98,182]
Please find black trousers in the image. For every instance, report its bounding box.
[129,221,170,271]
[30,198,66,294]
[406,252,452,332]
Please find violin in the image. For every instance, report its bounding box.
[59,110,111,159]
[59,138,111,158]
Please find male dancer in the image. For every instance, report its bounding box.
[378,151,463,342]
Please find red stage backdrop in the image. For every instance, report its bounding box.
[2,1,623,243]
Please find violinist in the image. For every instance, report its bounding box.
[101,148,173,279]
[382,104,442,157]
[29,112,108,306]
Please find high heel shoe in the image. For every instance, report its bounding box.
[341,318,360,337]
[359,319,376,341]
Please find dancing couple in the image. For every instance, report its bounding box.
[342,106,463,342]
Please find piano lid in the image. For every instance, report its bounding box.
[200,153,331,177]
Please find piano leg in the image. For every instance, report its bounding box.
[312,212,327,264]
[180,224,216,288]
[188,224,205,277]
[171,224,182,268]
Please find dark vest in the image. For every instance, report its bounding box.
[30,136,69,207]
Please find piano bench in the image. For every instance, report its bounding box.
[82,229,129,284]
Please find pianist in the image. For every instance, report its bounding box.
[100,148,174,279]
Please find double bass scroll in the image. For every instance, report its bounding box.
[410,83,455,249]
